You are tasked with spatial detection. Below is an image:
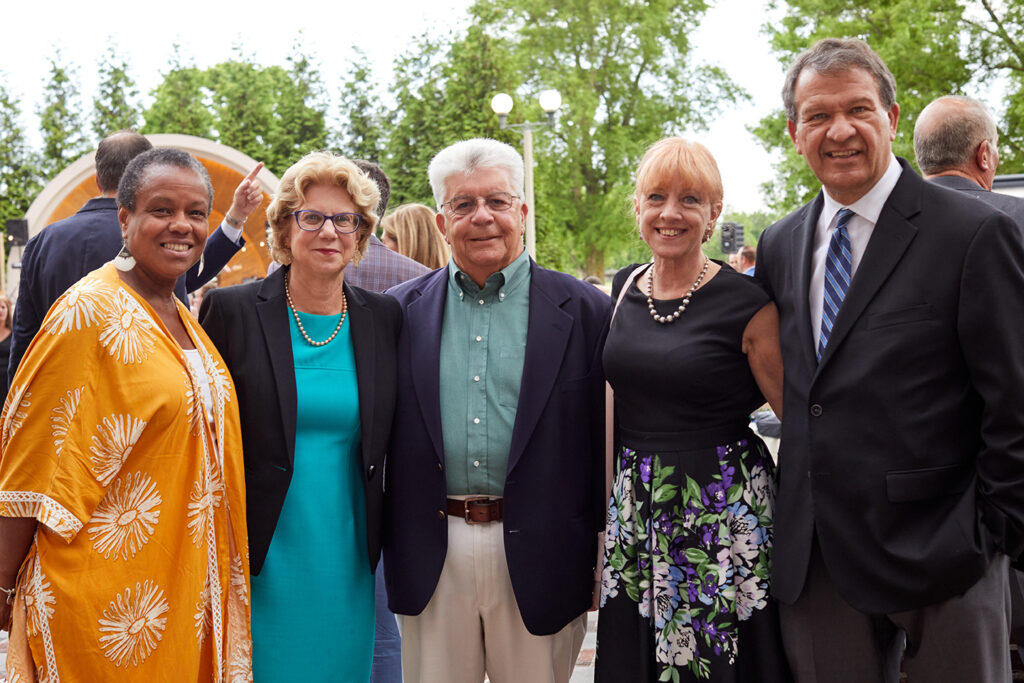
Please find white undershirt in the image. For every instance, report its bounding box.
[183,348,214,425]
[809,155,902,350]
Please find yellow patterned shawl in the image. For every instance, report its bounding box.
[0,263,250,682]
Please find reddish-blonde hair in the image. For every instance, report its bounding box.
[634,137,723,206]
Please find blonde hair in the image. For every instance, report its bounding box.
[0,293,11,331]
[381,204,450,270]
[266,151,380,266]
[634,137,723,207]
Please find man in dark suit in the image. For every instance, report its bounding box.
[9,130,255,381]
[915,93,1024,664]
[756,38,1024,681]
[383,138,611,683]
[914,95,1024,227]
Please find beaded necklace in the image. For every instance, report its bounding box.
[647,256,709,324]
[284,274,347,346]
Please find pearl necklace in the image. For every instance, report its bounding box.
[284,274,347,347]
[647,256,709,324]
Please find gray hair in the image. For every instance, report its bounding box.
[427,139,525,210]
[914,96,998,175]
[782,38,897,122]
[118,147,213,212]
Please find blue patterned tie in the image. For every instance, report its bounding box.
[818,208,853,361]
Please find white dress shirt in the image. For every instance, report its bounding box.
[809,154,902,350]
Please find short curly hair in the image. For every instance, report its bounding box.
[266,151,380,266]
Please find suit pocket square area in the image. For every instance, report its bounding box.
[865,303,935,330]
[886,463,972,503]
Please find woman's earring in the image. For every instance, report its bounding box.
[113,240,136,272]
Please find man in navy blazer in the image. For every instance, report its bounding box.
[756,39,1024,681]
[383,139,611,683]
[8,130,252,381]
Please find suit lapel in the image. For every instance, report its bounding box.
[347,284,375,473]
[256,269,298,467]
[817,165,921,367]
[507,265,573,473]
[407,270,448,464]
[793,196,822,370]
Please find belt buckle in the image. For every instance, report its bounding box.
[463,496,493,524]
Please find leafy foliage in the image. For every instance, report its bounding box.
[0,77,42,246]
[963,0,1024,169]
[92,46,141,140]
[37,53,89,179]
[473,0,746,275]
[142,46,215,138]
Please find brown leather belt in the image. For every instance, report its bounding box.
[447,497,503,524]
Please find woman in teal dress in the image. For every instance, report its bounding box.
[201,151,401,681]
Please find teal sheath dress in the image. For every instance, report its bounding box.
[250,310,374,681]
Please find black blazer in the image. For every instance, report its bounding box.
[199,266,401,575]
[382,262,612,636]
[756,158,1024,614]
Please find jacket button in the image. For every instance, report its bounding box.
[437,509,446,520]
[438,462,443,471]
[367,464,376,478]
[810,404,823,417]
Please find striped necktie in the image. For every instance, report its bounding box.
[818,208,854,361]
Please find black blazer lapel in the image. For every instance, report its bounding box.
[256,268,298,467]
[817,163,921,367]
[406,271,448,464]
[794,195,822,370]
[507,265,573,473]
[346,283,376,473]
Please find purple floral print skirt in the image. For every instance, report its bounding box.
[595,430,791,682]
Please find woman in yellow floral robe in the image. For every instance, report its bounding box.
[0,148,250,682]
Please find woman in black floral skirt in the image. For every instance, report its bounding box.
[596,137,790,682]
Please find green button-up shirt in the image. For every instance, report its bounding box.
[439,249,531,495]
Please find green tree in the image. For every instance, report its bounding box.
[92,45,141,140]
[963,0,1024,170]
[142,46,215,138]
[753,0,972,213]
[0,78,42,243]
[265,47,329,174]
[383,26,519,208]
[474,0,746,276]
[38,52,89,179]
[206,51,278,166]
[335,48,388,164]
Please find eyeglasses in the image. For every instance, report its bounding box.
[292,210,364,234]
[442,192,519,216]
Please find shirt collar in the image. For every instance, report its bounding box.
[447,248,531,302]
[821,154,902,227]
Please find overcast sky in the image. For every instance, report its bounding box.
[2,0,785,213]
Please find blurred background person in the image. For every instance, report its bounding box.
[190,278,219,318]
[738,245,757,276]
[0,148,250,681]
[597,137,787,682]
[201,151,401,682]
[0,294,11,398]
[380,203,450,270]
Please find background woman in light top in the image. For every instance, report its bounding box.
[201,151,401,681]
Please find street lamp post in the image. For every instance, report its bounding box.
[490,90,562,259]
